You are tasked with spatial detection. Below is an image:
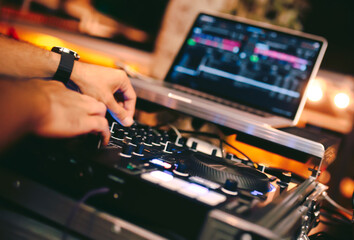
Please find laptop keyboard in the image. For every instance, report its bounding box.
[171,85,272,118]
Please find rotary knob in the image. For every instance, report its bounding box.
[221,179,238,195]
[144,134,154,146]
[120,143,135,158]
[133,143,145,156]
[112,129,126,140]
[173,162,189,177]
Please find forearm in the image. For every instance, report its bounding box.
[0,35,60,79]
[0,79,48,151]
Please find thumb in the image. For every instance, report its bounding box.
[106,96,134,126]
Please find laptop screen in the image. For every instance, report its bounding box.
[165,13,325,119]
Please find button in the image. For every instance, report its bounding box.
[160,177,189,191]
[141,171,173,183]
[178,183,209,198]
[197,191,227,206]
[189,176,220,189]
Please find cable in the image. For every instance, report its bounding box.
[322,191,352,216]
[222,140,251,161]
[62,187,110,240]
[174,128,257,167]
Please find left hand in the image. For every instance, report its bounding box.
[71,62,136,126]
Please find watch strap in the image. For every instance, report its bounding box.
[53,52,75,85]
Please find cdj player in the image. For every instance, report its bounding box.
[0,120,328,240]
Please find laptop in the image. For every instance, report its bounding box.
[131,12,327,128]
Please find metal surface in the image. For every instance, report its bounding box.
[0,168,167,240]
[131,76,325,159]
[199,178,328,240]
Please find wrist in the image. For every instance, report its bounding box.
[26,80,52,134]
[70,61,87,88]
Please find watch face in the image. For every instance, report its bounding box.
[52,46,80,60]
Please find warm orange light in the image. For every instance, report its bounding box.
[334,93,350,109]
[340,177,354,198]
[307,80,323,102]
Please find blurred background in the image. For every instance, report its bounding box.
[0,0,353,224]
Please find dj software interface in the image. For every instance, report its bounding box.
[167,14,323,118]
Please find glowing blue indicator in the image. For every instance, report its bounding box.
[250,190,263,196]
[269,183,276,192]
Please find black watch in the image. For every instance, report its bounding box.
[51,46,80,85]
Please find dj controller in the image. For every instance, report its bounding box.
[0,121,328,240]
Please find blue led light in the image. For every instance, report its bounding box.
[250,190,263,196]
[269,183,276,192]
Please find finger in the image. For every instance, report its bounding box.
[80,95,107,116]
[115,71,137,118]
[123,85,136,119]
[85,116,110,146]
[106,95,134,126]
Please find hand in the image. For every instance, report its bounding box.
[32,80,110,145]
[71,62,136,127]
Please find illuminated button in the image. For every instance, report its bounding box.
[197,191,227,206]
[178,183,209,198]
[189,176,220,189]
[141,171,173,183]
[160,177,189,191]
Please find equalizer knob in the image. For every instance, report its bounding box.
[221,179,238,195]
[144,134,154,146]
[131,135,142,146]
[133,143,145,156]
[112,129,126,140]
[120,143,135,158]
[173,162,189,177]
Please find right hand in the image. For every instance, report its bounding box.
[32,80,110,145]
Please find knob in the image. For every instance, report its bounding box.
[191,141,198,151]
[133,143,145,156]
[175,137,184,147]
[120,143,135,157]
[281,172,292,184]
[211,148,218,156]
[163,141,173,153]
[138,128,146,137]
[173,162,188,177]
[152,134,161,146]
[222,179,238,195]
[111,122,121,133]
[112,129,126,140]
[226,153,234,160]
[160,132,169,144]
[128,127,137,137]
[144,134,154,146]
[131,135,142,145]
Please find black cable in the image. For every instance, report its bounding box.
[176,129,257,167]
[222,140,251,162]
[62,187,110,240]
